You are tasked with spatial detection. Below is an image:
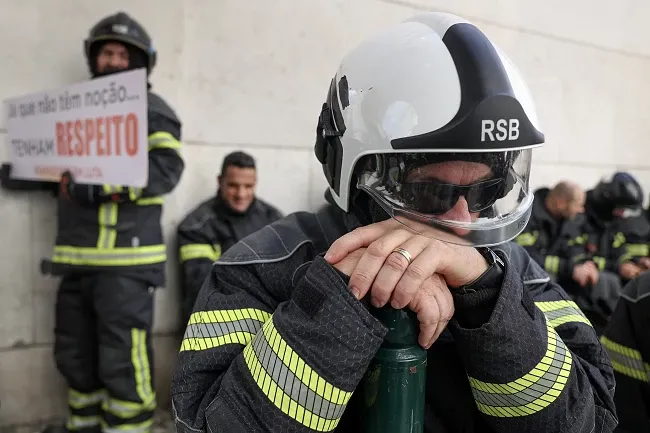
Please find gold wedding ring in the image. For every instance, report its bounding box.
[392,247,412,265]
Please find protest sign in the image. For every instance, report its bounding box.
[4,68,148,187]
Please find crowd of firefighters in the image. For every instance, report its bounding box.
[514,173,650,432]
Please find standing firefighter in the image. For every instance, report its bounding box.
[170,12,616,433]
[1,11,183,433]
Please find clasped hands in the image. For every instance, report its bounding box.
[324,219,489,348]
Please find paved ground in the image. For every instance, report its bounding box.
[0,412,175,433]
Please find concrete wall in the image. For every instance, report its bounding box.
[1,0,649,427]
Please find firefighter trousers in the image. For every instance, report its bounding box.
[54,273,156,433]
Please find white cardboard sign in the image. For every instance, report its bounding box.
[5,68,149,187]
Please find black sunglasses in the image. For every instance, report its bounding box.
[400,178,504,215]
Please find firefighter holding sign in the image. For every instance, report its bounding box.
[1,11,184,433]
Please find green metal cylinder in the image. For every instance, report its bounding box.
[361,306,427,433]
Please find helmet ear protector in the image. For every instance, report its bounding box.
[314,77,348,197]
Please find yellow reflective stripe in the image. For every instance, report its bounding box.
[67,415,101,430]
[535,300,592,328]
[593,256,606,271]
[601,336,650,383]
[626,243,649,257]
[468,319,572,417]
[544,255,560,275]
[180,308,271,352]
[515,231,538,247]
[179,243,221,263]
[568,234,588,246]
[188,308,271,325]
[136,196,164,206]
[97,201,119,249]
[52,245,167,266]
[68,388,106,409]
[243,316,352,431]
[149,132,181,151]
[103,397,156,419]
[101,418,154,433]
[130,329,155,408]
[613,232,626,248]
[572,254,588,263]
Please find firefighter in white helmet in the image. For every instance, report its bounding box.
[170,12,616,433]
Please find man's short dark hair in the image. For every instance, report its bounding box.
[221,151,256,175]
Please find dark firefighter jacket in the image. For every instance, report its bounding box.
[171,204,617,433]
[1,92,183,287]
[177,195,283,322]
[515,188,590,280]
[601,272,650,433]
[584,202,650,279]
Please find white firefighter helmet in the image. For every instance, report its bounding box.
[314,12,544,247]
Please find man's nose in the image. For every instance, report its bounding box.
[437,196,472,236]
[440,196,472,224]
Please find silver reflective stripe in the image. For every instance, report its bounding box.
[52,247,166,265]
[104,398,154,418]
[184,319,262,340]
[250,326,348,421]
[605,349,649,380]
[67,416,100,430]
[468,321,573,417]
[69,389,105,409]
[535,301,591,328]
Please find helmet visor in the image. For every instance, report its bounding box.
[357,149,534,247]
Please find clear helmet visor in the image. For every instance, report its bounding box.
[357,149,534,247]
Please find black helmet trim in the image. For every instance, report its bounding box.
[314,77,347,196]
[391,23,544,152]
[86,34,152,58]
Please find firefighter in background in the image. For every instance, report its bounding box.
[514,180,596,287]
[1,11,183,433]
[176,151,282,324]
[170,12,616,432]
[581,173,650,331]
[601,272,650,433]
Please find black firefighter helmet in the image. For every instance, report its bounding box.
[84,12,156,76]
[591,172,644,210]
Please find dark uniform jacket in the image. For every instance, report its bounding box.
[515,188,590,280]
[177,195,282,322]
[585,207,650,282]
[171,204,617,433]
[601,272,650,433]
[2,92,183,287]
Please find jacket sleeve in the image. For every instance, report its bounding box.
[601,274,650,433]
[514,220,577,280]
[448,248,617,433]
[177,224,222,324]
[0,163,58,193]
[171,255,387,433]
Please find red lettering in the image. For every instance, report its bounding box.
[112,115,124,155]
[125,113,138,157]
[85,118,95,156]
[96,118,105,156]
[73,120,83,156]
[56,114,139,158]
[56,122,65,155]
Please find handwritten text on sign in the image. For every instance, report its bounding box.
[5,68,148,187]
